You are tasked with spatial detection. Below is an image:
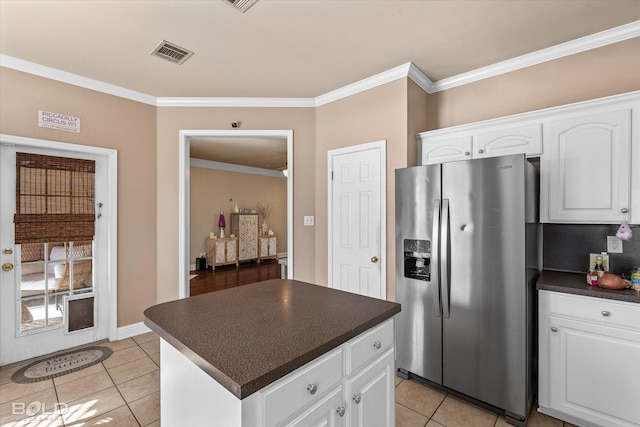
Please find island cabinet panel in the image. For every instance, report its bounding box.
[263,347,344,427]
[538,291,640,427]
[346,348,395,427]
[280,385,345,427]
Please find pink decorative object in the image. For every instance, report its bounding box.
[218,211,226,238]
[616,220,632,241]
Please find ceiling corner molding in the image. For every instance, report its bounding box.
[314,62,414,107]
[190,158,286,178]
[407,63,434,94]
[0,54,157,106]
[430,20,640,93]
[156,97,315,108]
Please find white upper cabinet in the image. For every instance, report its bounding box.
[417,90,640,224]
[420,135,473,165]
[542,107,632,223]
[474,123,542,159]
[419,122,542,165]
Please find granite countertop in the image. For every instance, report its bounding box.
[143,279,400,399]
[536,270,640,304]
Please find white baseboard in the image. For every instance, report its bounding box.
[116,322,151,340]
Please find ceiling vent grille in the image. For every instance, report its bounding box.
[224,0,259,13]
[150,40,194,65]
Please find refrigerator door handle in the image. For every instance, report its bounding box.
[432,199,442,317]
[441,199,450,319]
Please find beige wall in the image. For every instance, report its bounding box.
[156,107,316,303]
[190,167,287,263]
[315,79,409,301]
[0,68,158,327]
[1,35,638,327]
[427,38,640,130]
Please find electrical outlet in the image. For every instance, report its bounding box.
[303,216,314,226]
[607,236,623,253]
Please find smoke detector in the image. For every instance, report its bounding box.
[223,0,259,13]
[150,40,194,65]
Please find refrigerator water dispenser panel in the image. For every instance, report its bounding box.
[404,239,431,281]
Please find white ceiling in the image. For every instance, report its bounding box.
[1,0,639,169]
[2,0,639,99]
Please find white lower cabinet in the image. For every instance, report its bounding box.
[346,349,395,427]
[538,291,640,427]
[282,385,345,427]
[270,318,396,427]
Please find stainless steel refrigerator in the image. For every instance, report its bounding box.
[395,154,539,426]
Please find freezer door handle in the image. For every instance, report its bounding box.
[432,200,442,317]
[441,199,450,319]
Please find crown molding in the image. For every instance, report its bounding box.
[2,20,638,106]
[429,20,640,93]
[157,97,315,108]
[314,62,417,106]
[190,158,286,178]
[0,54,157,106]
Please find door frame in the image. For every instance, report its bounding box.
[327,140,387,299]
[0,134,118,353]
[178,129,294,299]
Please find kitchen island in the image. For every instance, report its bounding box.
[143,279,400,427]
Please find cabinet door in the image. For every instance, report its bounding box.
[280,385,345,427]
[238,214,258,260]
[474,123,542,159]
[419,136,472,165]
[543,108,631,223]
[260,237,269,258]
[268,237,277,256]
[215,240,226,264]
[347,349,395,427]
[226,239,237,262]
[548,316,640,426]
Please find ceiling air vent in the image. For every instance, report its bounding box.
[150,40,194,65]
[223,0,259,13]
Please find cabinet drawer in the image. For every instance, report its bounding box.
[263,347,343,427]
[346,318,394,374]
[547,292,640,331]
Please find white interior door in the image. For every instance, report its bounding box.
[0,143,111,365]
[328,140,386,299]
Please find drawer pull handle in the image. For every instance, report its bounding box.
[336,406,346,417]
[353,394,362,404]
[601,311,611,317]
[306,383,318,395]
[464,151,471,156]
[373,341,382,350]
[478,149,485,154]
[550,327,558,332]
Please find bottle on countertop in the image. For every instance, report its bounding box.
[631,266,640,288]
[594,254,606,278]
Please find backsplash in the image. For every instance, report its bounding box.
[543,224,640,276]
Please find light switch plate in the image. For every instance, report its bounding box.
[303,216,314,226]
[607,236,623,253]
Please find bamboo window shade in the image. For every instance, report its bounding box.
[14,152,96,243]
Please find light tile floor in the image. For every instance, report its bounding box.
[1,333,574,427]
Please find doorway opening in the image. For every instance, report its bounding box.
[178,130,294,299]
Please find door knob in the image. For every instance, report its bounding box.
[2,263,14,271]
[371,256,379,263]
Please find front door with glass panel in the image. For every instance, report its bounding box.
[0,145,108,365]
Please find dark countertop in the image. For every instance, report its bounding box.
[143,279,401,399]
[537,270,640,304]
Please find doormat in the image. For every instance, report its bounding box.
[11,346,112,384]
